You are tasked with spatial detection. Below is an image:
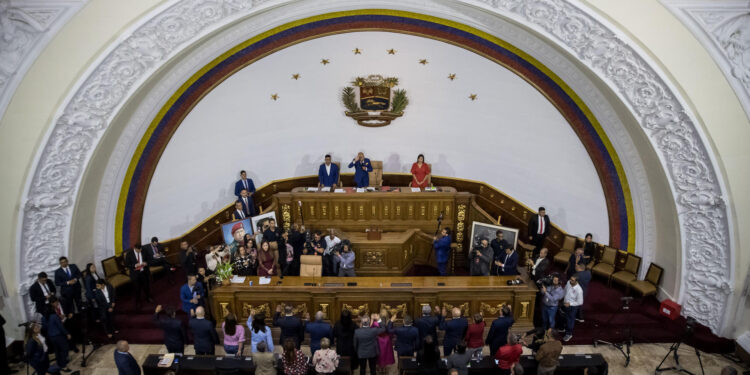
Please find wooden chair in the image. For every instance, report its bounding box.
[610,253,642,287]
[628,263,663,297]
[368,160,383,187]
[553,235,578,267]
[101,256,132,289]
[592,246,617,282]
[300,255,322,277]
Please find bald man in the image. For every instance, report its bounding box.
[305,310,332,356]
[189,306,218,355]
[114,340,140,375]
[439,307,468,356]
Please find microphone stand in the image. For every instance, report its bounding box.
[434,212,444,236]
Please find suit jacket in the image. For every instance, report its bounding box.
[305,320,332,352]
[189,317,218,353]
[273,312,305,346]
[433,236,452,264]
[470,246,493,276]
[528,214,551,238]
[54,264,82,298]
[93,285,116,318]
[153,313,186,351]
[348,158,373,188]
[179,283,205,313]
[145,243,166,260]
[530,257,551,281]
[235,178,256,197]
[84,272,105,301]
[414,315,440,343]
[238,196,254,216]
[439,317,469,348]
[180,250,197,275]
[486,316,514,355]
[232,209,247,221]
[318,163,339,187]
[353,326,385,359]
[29,280,56,314]
[500,251,519,276]
[45,312,68,337]
[114,351,141,375]
[26,339,48,369]
[393,325,419,355]
[125,249,152,279]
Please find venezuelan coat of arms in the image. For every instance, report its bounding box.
[341,75,409,127]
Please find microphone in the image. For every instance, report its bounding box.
[438,211,444,221]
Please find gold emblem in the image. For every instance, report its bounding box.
[342,75,409,127]
[321,59,330,65]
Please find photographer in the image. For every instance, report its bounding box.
[470,239,493,276]
[333,240,356,276]
[539,274,563,331]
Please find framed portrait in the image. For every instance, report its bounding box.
[469,222,519,251]
[222,218,252,245]
[251,211,277,234]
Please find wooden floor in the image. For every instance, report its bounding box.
[14,342,746,375]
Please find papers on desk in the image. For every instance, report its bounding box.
[356,188,365,193]
[321,187,331,192]
[230,276,246,284]
[258,277,272,285]
[334,188,345,193]
[410,187,421,192]
[424,187,437,192]
[306,187,318,192]
[366,187,376,191]
[158,354,174,367]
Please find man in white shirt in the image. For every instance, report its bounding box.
[323,229,341,276]
[205,245,229,273]
[562,275,583,342]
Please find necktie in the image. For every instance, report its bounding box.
[56,304,63,318]
[243,198,248,211]
[539,216,544,235]
[41,283,49,295]
[153,244,159,256]
[65,268,71,278]
[136,252,142,268]
[239,210,245,219]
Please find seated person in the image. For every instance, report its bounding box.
[318,154,339,189]
[495,247,519,276]
[238,188,255,217]
[334,240,356,276]
[348,152,373,188]
[146,236,175,271]
[232,201,247,221]
[304,231,326,256]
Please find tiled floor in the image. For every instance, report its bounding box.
[12,342,746,375]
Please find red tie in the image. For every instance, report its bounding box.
[56,304,64,318]
[539,216,544,235]
[136,251,142,270]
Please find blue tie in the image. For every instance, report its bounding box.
[66,268,71,278]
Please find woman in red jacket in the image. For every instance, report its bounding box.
[495,334,523,375]
[464,313,485,355]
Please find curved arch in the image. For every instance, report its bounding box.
[16,0,733,335]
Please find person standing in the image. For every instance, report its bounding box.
[374,309,395,371]
[190,306,218,355]
[490,231,510,275]
[485,305,514,357]
[416,335,441,373]
[180,274,205,316]
[334,240,356,276]
[496,247,519,276]
[83,263,104,302]
[318,154,339,189]
[464,313,485,355]
[234,170,256,215]
[222,313,245,356]
[25,322,50,375]
[257,241,279,277]
[114,340,141,375]
[280,231,297,276]
[528,248,551,281]
[54,256,82,315]
[333,309,358,371]
[323,229,341,276]
[393,314,419,357]
[439,307,468,356]
[306,311,332,356]
[495,334,523,375]
[247,312,274,353]
[45,297,71,372]
[527,207,551,256]
[153,305,185,354]
[470,239,493,276]
[29,272,56,315]
[353,314,385,375]
[305,231,326,256]
[433,228,452,276]
[232,246,254,276]
[446,342,472,375]
[574,262,592,323]
[414,305,440,344]
[313,337,339,375]
[93,279,118,338]
[410,154,431,189]
[563,275,583,342]
[535,329,563,375]
[125,244,152,308]
[274,304,305,348]
[238,189,255,217]
[540,275,564,331]
[348,152,373,188]
[179,240,198,276]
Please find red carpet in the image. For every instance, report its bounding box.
[106,265,734,354]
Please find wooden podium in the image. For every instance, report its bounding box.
[343,229,435,276]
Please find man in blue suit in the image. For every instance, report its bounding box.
[414,305,440,344]
[235,170,256,216]
[485,305,514,357]
[190,306,218,355]
[45,297,71,371]
[180,275,204,316]
[317,154,339,188]
[273,304,305,348]
[439,306,468,356]
[496,247,519,276]
[348,152,373,188]
[305,311,332,356]
[393,314,420,356]
[433,228,452,276]
[54,256,82,314]
[114,340,141,375]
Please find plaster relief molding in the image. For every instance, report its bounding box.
[18,0,733,336]
[662,0,750,121]
[0,0,86,119]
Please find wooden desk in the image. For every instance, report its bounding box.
[342,229,435,275]
[210,276,537,331]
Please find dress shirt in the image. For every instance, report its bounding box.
[542,285,564,307]
[39,281,51,296]
[102,287,111,303]
[564,282,583,306]
[336,251,355,269]
[325,164,331,176]
[324,236,340,255]
[538,215,545,234]
[532,257,544,276]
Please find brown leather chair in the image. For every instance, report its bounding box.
[368,160,383,187]
[101,256,132,289]
[300,255,322,277]
[610,253,642,287]
[553,235,578,266]
[628,263,663,297]
[592,246,617,282]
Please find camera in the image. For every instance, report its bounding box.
[507,277,524,285]
[535,272,560,288]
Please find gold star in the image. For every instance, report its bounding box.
[271,93,279,101]
[387,49,396,55]
[469,94,477,101]
[448,73,456,81]
[321,59,330,65]
[353,48,362,55]
[291,73,300,80]
[418,59,428,65]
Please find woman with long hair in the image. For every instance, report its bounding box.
[410,154,431,189]
[247,312,274,353]
[465,313,486,355]
[281,338,308,375]
[257,241,278,276]
[375,309,395,372]
[232,246,253,276]
[83,262,104,301]
[333,309,358,371]
[25,322,49,375]
[222,312,245,356]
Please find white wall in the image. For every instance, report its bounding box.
[141,31,608,241]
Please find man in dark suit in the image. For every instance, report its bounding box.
[45,297,71,371]
[54,256,82,314]
[146,236,175,272]
[273,304,305,348]
[414,305,440,344]
[238,188,255,217]
[305,311,332,356]
[527,207,551,257]
[179,275,205,316]
[393,314,419,357]
[153,305,185,353]
[490,230,510,275]
[125,243,152,307]
[353,314,385,375]
[93,279,118,337]
[439,307,468,356]
[114,340,141,375]
[486,305,514,357]
[496,247,519,276]
[527,247,551,282]
[29,272,56,314]
[317,154,339,189]
[234,170,256,215]
[179,240,198,275]
[189,306,218,355]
